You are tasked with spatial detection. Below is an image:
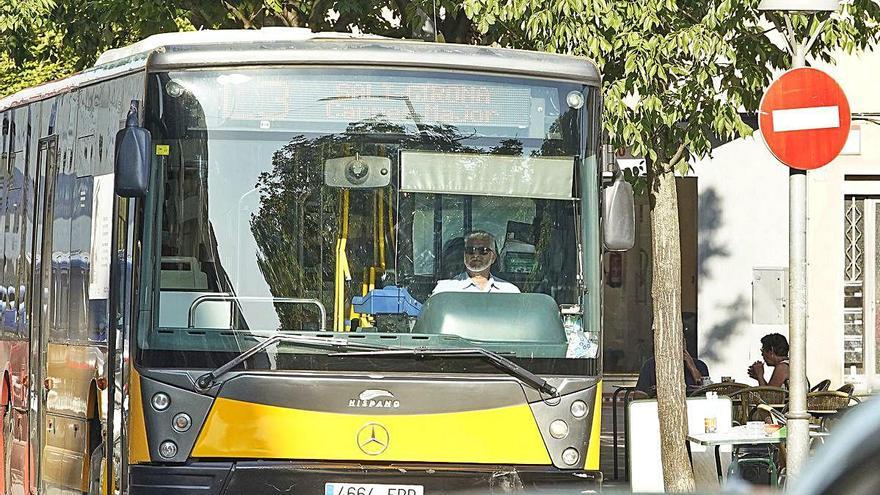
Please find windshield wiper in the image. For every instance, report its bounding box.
[335,348,558,396]
[195,335,391,391]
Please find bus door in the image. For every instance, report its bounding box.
[28,134,57,494]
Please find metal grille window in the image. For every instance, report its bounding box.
[844,197,865,374]
[843,196,880,383]
[874,201,880,376]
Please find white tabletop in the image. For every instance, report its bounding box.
[687,425,784,446]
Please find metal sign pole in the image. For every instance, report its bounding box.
[786,30,815,484]
[758,0,843,480]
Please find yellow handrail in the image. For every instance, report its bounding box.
[388,188,395,248]
[377,189,386,270]
[333,190,351,332]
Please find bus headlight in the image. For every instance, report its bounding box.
[549,420,569,439]
[158,440,178,459]
[172,413,192,432]
[151,392,170,411]
[561,447,580,466]
[570,400,588,419]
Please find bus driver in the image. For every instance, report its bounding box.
[431,231,520,294]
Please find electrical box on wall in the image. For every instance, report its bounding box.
[753,268,789,325]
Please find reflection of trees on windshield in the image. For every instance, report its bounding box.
[249,118,480,329]
[539,111,578,157]
[249,133,328,329]
[490,138,524,156]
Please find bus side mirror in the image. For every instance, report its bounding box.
[603,175,635,251]
[114,100,151,198]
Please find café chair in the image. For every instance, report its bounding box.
[756,403,787,425]
[729,386,789,425]
[726,403,784,487]
[688,381,749,398]
[728,446,780,487]
[807,390,853,412]
[806,390,858,431]
[725,400,787,487]
[809,379,831,392]
[836,382,856,399]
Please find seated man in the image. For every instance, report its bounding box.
[635,350,709,395]
[432,231,520,294]
[747,333,790,388]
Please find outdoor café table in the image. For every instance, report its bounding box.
[687,425,783,483]
[687,426,829,483]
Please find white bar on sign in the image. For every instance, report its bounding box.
[771,105,839,132]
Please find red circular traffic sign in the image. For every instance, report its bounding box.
[759,67,851,170]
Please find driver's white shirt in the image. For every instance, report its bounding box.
[431,272,520,295]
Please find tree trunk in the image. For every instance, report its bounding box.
[649,165,695,492]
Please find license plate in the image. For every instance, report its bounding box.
[325,483,424,495]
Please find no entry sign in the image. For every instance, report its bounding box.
[759,67,851,170]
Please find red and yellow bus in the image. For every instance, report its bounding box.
[0,28,633,494]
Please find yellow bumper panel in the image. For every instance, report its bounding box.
[192,397,551,465]
[585,380,602,471]
[128,369,152,464]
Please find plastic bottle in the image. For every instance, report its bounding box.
[704,391,718,433]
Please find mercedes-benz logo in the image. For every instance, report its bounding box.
[356,423,389,455]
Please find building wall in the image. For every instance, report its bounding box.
[692,135,790,383]
[693,48,880,390]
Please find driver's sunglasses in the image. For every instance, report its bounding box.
[464,246,492,255]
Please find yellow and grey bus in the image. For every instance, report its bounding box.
[0,28,634,494]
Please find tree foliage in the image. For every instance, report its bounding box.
[466,0,878,170]
[0,30,74,98]
[464,0,879,490]
[0,0,485,98]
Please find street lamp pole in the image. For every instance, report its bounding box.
[758,0,839,482]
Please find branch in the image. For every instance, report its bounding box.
[181,1,216,29]
[265,0,311,28]
[308,0,331,28]
[283,6,305,27]
[222,1,255,29]
[485,19,526,45]
[333,12,359,32]
[668,142,688,171]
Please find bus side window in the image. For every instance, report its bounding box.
[0,117,12,337]
[2,166,16,336]
[69,177,92,344]
[0,172,7,337]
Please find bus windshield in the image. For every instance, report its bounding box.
[142,68,596,371]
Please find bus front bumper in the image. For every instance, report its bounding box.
[129,462,602,495]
